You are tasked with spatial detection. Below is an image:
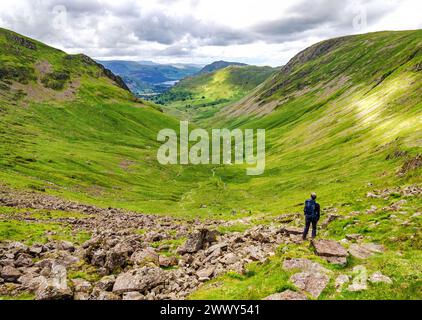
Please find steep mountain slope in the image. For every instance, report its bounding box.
[188,30,422,300]
[198,60,248,74]
[154,65,276,122]
[189,30,422,212]
[0,28,211,215]
[98,60,201,97]
[219,30,422,121]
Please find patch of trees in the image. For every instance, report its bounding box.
[152,91,194,105]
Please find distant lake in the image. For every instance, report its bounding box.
[159,80,179,86]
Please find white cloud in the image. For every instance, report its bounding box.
[0,0,420,66]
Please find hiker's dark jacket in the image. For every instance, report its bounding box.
[304,200,320,221]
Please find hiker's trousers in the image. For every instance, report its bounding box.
[303,217,318,239]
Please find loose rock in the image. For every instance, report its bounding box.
[263,290,308,300]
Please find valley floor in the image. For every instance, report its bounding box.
[0,184,420,300]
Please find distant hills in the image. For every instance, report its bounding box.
[198,60,248,74]
[98,59,253,99]
[98,60,202,97]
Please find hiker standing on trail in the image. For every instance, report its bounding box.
[303,192,320,240]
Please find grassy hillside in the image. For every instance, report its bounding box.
[1,28,420,217]
[197,60,247,74]
[187,30,422,300]
[209,30,422,211]
[0,28,213,215]
[0,28,421,300]
[153,65,275,122]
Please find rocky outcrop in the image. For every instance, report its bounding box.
[112,267,165,294]
[289,272,330,298]
[282,258,332,298]
[366,185,421,199]
[369,272,392,284]
[64,54,130,92]
[312,240,349,265]
[1,266,22,282]
[131,248,159,267]
[279,226,303,236]
[282,258,330,274]
[6,33,37,50]
[177,229,218,254]
[348,243,384,259]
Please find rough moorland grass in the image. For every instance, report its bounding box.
[0,220,90,245]
[0,292,35,300]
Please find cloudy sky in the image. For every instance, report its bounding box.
[0,0,421,66]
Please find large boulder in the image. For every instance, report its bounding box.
[130,248,159,267]
[96,275,116,291]
[282,258,330,274]
[177,229,217,254]
[279,226,303,236]
[7,241,29,254]
[72,278,92,293]
[369,272,392,284]
[263,290,308,300]
[289,272,330,298]
[247,245,266,262]
[112,267,165,294]
[348,243,384,259]
[312,240,348,265]
[14,253,34,267]
[122,291,145,300]
[159,255,178,268]
[35,263,73,300]
[0,265,22,282]
[196,267,215,282]
[91,288,121,300]
[18,272,44,291]
[220,253,238,265]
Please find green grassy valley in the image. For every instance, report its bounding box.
[0,27,421,300]
[153,65,276,123]
[0,28,214,215]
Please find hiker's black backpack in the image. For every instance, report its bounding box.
[304,199,317,219]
